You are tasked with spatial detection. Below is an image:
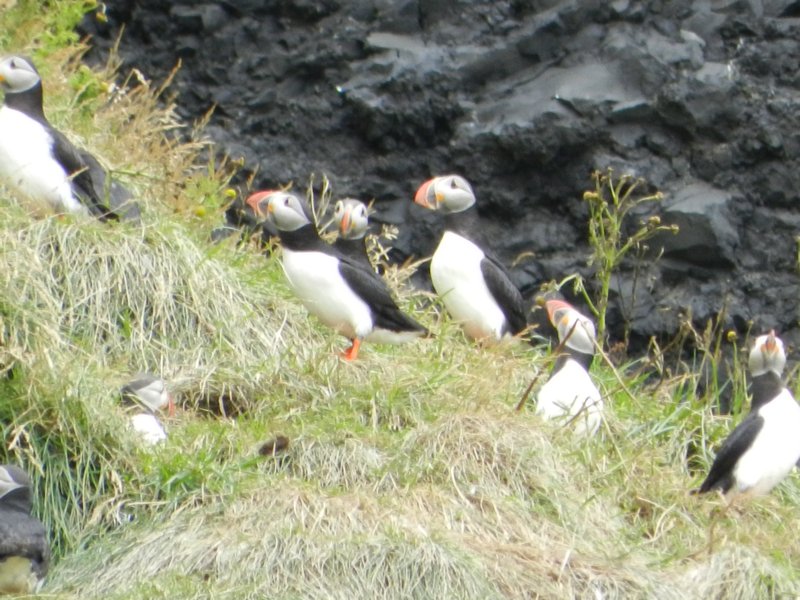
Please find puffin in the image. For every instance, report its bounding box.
[693,331,800,500]
[255,190,428,360]
[413,174,527,341]
[332,198,376,273]
[0,55,139,222]
[535,299,603,436]
[0,464,49,595]
[121,373,175,445]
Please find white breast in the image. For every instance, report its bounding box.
[430,231,507,340]
[733,389,800,496]
[281,249,374,340]
[129,413,167,445]
[536,359,603,436]
[0,106,84,214]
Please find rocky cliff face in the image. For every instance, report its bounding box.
[79,0,800,355]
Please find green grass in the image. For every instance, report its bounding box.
[1,2,800,599]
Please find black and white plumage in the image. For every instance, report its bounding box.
[332,198,376,274]
[413,175,527,341]
[0,464,49,595]
[694,331,800,500]
[0,55,139,222]
[535,299,603,436]
[121,373,174,445]
[255,190,427,360]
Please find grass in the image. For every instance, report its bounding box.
[1,2,800,599]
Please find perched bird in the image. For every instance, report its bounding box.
[0,55,139,222]
[413,174,527,341]
[332,198,376,274]
[694,331,800,500]
[121,373,175,445]
[535,299,603,436]
[256,190,427,360]
[0,464,49,595]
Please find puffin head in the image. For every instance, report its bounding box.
[334,198,369,240]
[122,374,175,417]
[748,330,786,377]
[0,55,41,94]
[413,175,476,213]
[545,299,596,355]
[244,190,276,221]
[266,191,312,232]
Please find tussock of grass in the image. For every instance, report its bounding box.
[0,206,302,552]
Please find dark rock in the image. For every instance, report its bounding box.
[654,182,739,268]
[77,0,800,358]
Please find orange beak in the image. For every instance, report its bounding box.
[544,299,573,327]
[339,208,351,234]
[763,330,778,354]
[414,178,437,209]
[166,393,176,418]
[245,190,277,217]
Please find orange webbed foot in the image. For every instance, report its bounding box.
[339,339,361,361]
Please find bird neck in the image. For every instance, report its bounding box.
[334,237,367,255]
[279,223,327,252]
[4,83,47,125]
[552,348,593,373]
[749,370,783,412]
[442,207,482,239]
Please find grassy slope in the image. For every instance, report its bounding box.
[2,2,800,599]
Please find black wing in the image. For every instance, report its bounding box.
[0,512,49,577]
[696,413,764,494]
[480,255,527,335]
[337,260,427,335]
[49,128,140,222]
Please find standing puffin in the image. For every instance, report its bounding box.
[413,175,527,341]
[255,190,427,360]
[693,331,800,500]
[0,464,49,595]
[535,299,603,436]
[332,198,376,274]
[121,373,175,445]
[0,55,139,221]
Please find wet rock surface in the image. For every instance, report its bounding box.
[79,0,800,356]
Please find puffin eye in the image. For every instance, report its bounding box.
[284,197,290,206]
[9,59,16,68]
